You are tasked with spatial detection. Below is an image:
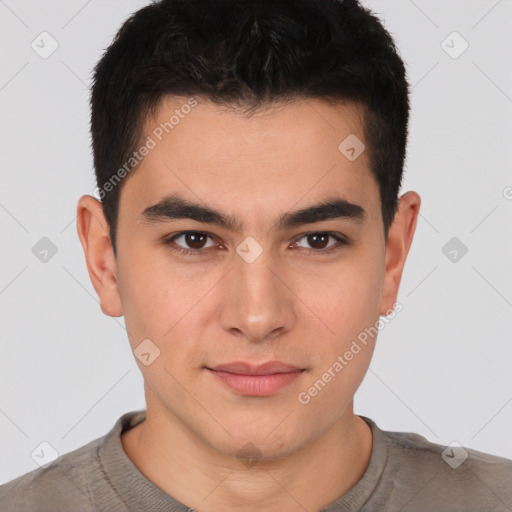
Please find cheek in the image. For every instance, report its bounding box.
[116,248,182,346]
[117,250,218,366]
[299,251,384,343]
[118,261,206,402]
[291,250,384,405]
[296,265,382,413]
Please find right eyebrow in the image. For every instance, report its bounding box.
[139,193,242,231]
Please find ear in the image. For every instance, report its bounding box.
[379,191,421,315]
[76,195,123,317]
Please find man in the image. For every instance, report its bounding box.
[1,0,511,511]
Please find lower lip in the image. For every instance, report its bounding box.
[207,369,304,396]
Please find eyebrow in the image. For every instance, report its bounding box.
[139,193,366,231]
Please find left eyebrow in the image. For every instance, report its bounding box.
[139,193,367,232]
[277,197,366,230]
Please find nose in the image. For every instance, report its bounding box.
[218,243,297,344]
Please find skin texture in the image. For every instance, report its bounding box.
[76,97,420,512]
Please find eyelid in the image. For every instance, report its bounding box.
[164,230,350,257]
[170,231,217,246]
[292,231,350,245]
[164,231,220,253]
[291,232,350,255]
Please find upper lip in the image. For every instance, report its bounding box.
[207,361,303,375]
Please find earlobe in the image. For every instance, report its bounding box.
[76,195,123,317]
[379,191,421,316]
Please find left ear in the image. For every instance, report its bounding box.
[379,191,421,315]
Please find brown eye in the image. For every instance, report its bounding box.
[182,232,209,249]
[293,232,349,254]
[306,233,330,249]
[165,231,217,254]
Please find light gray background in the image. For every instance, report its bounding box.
[0,0,511,484]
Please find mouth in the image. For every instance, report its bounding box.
[207,360,304,375]
[205,361,305,396]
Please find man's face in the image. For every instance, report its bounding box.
[90,97,407,459]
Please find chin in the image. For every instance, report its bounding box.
[207,424,307,463]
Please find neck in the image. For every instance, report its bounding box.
[121,396,372,512]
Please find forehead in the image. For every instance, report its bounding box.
[120,96,381,229]
[144,95,368,154]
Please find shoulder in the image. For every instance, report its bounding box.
[0,411,145,512]
[385,425,512,473]
[0,435,104,512]
[373,420,512,510]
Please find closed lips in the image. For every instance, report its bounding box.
[207,361,304,375]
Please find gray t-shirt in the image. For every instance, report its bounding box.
[1,410,511,511]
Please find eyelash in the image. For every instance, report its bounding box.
[163,231,349,257]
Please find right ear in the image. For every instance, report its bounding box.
[76,195,123,317]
